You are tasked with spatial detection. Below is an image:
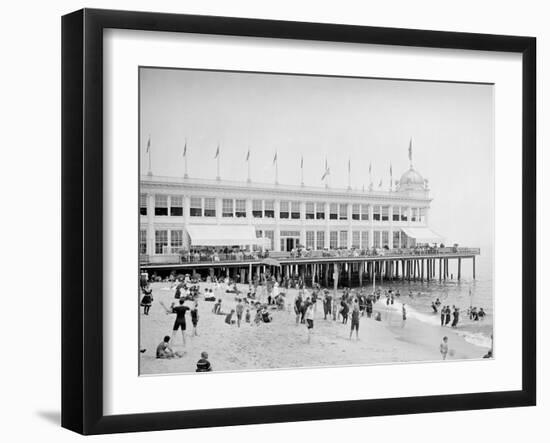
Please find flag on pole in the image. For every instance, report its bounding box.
[369,162,372,174]
[273,151,278,165]
[321,158,330,181]
[214,144,220,159]
[183,139,187,157]
[348,158,351,173]
[378,179,383,188]
[408,138,413,163]
[246,148,250,162]
[146,136,151,153]
[301,155,304,169]
[390,162,393,176]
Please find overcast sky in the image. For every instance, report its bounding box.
[140,68,494,250]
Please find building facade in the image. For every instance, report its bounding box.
[139,165,442,263]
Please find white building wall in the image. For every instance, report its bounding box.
[139,177,432,256]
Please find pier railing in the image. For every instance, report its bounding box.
[140,246,480,266]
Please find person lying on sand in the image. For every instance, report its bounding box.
[156,336,182,359]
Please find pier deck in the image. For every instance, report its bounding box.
[141,248,480,284]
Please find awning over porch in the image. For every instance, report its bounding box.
[401,227,444,244]
[186,225,265,247]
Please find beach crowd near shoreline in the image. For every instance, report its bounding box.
[139,272,493,375]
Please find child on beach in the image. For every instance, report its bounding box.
[156,336,182,359]
[245,308,251,323]
[401,304,407,327]
[196,351,213,372]
[440,336,449,360]
[140,285,153,315]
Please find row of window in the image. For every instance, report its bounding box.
[140,229,184,255]
[141,229,408,255]
[140,194,426,222]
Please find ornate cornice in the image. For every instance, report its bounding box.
[140,175,432,205]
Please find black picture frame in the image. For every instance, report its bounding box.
[61,8,536,435]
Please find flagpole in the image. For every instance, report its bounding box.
[184,139,188,179]
[247,147,251,183]
[300,155,304,186]
[216,143,220,181]
[368,163,372,191]
[347,158,351,190]
[409,137,413,169]
[275,151,279,185]
[147,135,152,176]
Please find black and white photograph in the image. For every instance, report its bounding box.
[138,67,494,375]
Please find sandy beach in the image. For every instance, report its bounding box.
[139,282,491,375]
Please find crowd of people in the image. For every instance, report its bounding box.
[429,297,488,329]
[140,269,491,370]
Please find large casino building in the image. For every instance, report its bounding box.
[139,156,444,265]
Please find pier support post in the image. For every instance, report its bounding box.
[473,256,476,279]
[458,258,461,281]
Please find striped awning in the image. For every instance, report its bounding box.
[401,227,444,244]
[186,225,265,247]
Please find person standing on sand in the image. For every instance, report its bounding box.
[349,302,360,340]
[301,297,310,324]
[140,284,153,315]
[305,303,315,343]
[440,306,445,326]
[323,290,332,320]
[340,298,349,324]
[445,306,452,326]
[451,307,459,328]
[166,298,190,347]
[401,304,407,327]
[440,336,449,360]
[294,292,303,324]
[235,298,244,327]
[190,301,199,336]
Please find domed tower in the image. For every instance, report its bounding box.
[399,167,425,191]
[396,138,429,195]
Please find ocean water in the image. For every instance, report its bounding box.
[356,251,494,349]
